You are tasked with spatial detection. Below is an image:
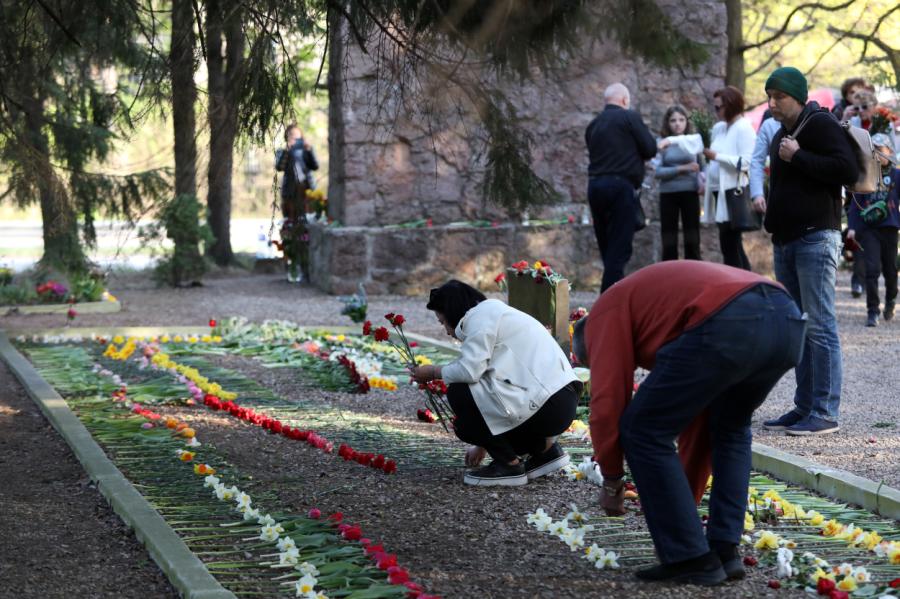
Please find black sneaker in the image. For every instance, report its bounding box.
[463,461,527,487]
[710,542,745,580]
[884,303,894,321]
[786,415,840,436]
[762,410,803,431]
[852,284,863,298]
[635,551,727,586]
[867,312,878,327]
[524,443,570,480]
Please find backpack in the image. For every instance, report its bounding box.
[789,111,879,194]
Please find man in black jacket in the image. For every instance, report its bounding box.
[761,67,859,436]
[585,83,657,291]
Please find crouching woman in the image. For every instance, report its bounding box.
[412,280,580,487]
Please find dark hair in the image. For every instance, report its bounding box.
[713,86,745,123]
[660,105,692,137]
[840,77,867,101]
[284,123,301,143]
[426,279,487,329]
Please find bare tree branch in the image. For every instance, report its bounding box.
[828,25,900,85]
[740,0,856,52]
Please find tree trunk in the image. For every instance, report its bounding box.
[24,95,86,274]
[171,0,197,198]
[724,0,745,91]
[205,0,243,266]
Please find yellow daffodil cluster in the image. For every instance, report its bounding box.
[104,339,137,360]
[150,351,238,401]
[156,334,222,344]
[414,355,433,366]
[368,376,398,391]
[753,530,797,551]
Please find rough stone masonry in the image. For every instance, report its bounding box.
[315,2,771,295]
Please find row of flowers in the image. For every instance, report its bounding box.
[526,506,621,569]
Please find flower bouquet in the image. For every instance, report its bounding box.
[272,217,308,283]
[363,313,455,431]
[339,283,368,323]
[869,106,899,136]
[506,259,571,351]
[305,188,327,218]
[690,109,715,148]
[36,280,68,303]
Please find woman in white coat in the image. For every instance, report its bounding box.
[702,86,757,270]
[412,280,580,487]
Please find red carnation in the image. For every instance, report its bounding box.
[328,512,343,523]
[271,421,283,434]
[208,319,217,327]
[742,556,757,566]
[384,312,395,322]
[365,543,384,556]
[387,566,410,585]
[404,581,424,596]
[362,320,372,336]
[392,314,405,326]
[409,341,418,347]
[817,578,836,595]
[374,327,390,342]
[359,538,372,547]
[890,578,900,588]
[308,508,321,519]
[376,553,398,570]
[767,580,781,589]
[494,273,506,284]
[373,454,386,469]
[383,459,398,474]
[341,524,363,541]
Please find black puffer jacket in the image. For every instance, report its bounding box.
[764,102,859,244]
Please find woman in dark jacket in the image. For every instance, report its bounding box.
[847,133,899,327]
[274,124,319,282]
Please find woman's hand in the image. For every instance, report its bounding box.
[679,162,700,173]
[465,446,487,467]
[752,195,767,213]
[702,148,717,161]
[411,365,437,384]
[847,229,856,240]
[658,138,672,150]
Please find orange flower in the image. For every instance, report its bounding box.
[179,427,196,439]
[179,451,195,462]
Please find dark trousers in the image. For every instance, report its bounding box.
[858,227,899,315]
[851,249,867,292]
[660,191,701,261]
[588,176,636,292]
[619,285,805,563]
[718,223,751,270]
[448,383,578,463]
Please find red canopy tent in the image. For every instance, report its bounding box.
[746,88,838,131]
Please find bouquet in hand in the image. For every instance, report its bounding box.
[690,110,715,148]
[362,313,455,431]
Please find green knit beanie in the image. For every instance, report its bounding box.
[765,67,808,104]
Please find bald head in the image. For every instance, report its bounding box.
[604,83,630,108]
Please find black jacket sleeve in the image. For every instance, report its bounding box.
[275,148,289,172]
[791,114,859,186]
[629,112,658,160]
[304,148,319,172]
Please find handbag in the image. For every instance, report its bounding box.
[724,158,762,232]
[859,199,889,226]
[634,188,647,231]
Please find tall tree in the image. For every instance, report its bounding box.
[171,0,198,200]
[0,0,169,274]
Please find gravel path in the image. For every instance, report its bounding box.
[2,267,897,491]
[0,359,177,599]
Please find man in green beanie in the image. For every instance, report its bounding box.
[760,66,859,436]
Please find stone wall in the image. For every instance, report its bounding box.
[312,2,763,295]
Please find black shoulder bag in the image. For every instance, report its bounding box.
[725,157,762,232]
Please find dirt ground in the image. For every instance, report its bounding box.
[0,267,896,598]
[0,359,177,599]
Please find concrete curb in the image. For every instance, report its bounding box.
[752,442,900,520]
[2,299,121,316]
[0,332,235,599]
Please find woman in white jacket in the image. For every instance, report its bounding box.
[702,86,757,270]
[412,280,580,487]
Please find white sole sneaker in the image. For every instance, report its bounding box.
[526,452,570,480]
[463,472,528,486]
[785,425,840,436]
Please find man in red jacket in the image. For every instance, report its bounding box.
[573,261,806,586]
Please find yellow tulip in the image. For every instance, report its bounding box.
[836,577,857,592]
[753,531,779,550]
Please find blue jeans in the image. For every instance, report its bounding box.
[619,285,805,563]
[588,176,636,292]
[773,229,842,422]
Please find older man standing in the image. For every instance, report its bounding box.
[761,67,859,436]
[585,83,657,292]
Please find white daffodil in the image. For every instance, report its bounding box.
[185,437,201,447]
[561,528,585,551]
[258,513,276,526]
[776,548,794,578]
[526,508,549,525]
[596,551,620,569]
[279,547,300,566]
[584,544,605,563]
[852,566,871,583]
[214,484,237,501]
[550,519,571,538]
[835,563,854,577]
[527,510,553,532]
[259,523,282,542]
[242,507,260,522]
[295,574,318,596]
[296,562,319,577]
[565,504,585,525]
[577,458,604,486]
[740,534,752,545]
[277,537,297,552]
[234,492,252,511]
